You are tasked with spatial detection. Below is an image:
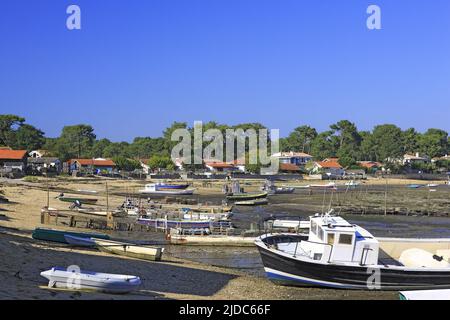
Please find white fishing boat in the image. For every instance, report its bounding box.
[399,289,450,300]
[182,210,231,221]
[309,182,337,189]
[40,267,141,293]
[93,238,164,261]
[344,180,360,187]
[139,183,195,195]
[256,211,450,290]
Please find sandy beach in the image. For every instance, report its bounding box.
[2,176,445,300]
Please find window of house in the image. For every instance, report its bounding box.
[327,233,335,245]
[338,234,353,245]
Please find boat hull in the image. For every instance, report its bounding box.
[93,239,163,261]
[156,184,190,190]
[40,267,141,293]
[256,234,450,290]
[226,192,268,201]
[32,228,109,244]
[58,197,98,205]
[139,189,195,195]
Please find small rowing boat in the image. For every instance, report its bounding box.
[235,199,269,206]
[226,191,268,201]
[32,228,109,244]
[93,239,164,261]
[139,184,195,195]
[155,183,190,190]
[40,267,141,293]
[57,194,98,205]
[64,235,96,247]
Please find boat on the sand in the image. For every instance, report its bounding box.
[40,267,141,293]
[155,183,190,190]
[255,212,450,290]
[56,193,98,205]
[32,228,109,244]
[235,199,269,206]
[226,191,268,201]
[64,235,96,247]
[139,184,195,195]
[93,238,164,261]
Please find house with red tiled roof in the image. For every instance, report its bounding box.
[204,161,238,172]
[358,161,383,170]
[310,159,345,176]
[0,150,28,172]
[68,158,116,174]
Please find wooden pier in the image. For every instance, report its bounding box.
[40,208,166,232]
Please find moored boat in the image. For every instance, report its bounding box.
[56,194,98,205]
[235,199,269,206]
[226,191,268,201]
[309,182,337,189]
[40,267,141,293]
[32,228,109,244]
[255,213,450,290]
[139,184,195,195]
[155,182,190,190]
[93,238,164,261]
[64,235,96,247]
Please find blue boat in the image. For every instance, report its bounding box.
[156,183,190,190]
[64,234,96,247]
[407,184,424,189]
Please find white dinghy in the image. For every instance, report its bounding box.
[40,267,141,293]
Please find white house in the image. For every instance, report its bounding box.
[29,150,50,158]
[402,153,430,165]
[310,159,345,176]
[271,151,313,167]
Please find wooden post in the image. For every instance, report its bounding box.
[384,178,388,216]
[106,181,109,213]
[46,177,50,208]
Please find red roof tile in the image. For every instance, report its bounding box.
[316,161,342,169]
[205,162,236,169]
[0,150,27,160]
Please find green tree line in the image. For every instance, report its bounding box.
[1,115,449,171]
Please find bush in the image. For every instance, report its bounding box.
[23,176,39,183]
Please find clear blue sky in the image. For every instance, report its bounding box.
[1,0,449,141]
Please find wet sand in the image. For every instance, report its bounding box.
[2,176,446,300]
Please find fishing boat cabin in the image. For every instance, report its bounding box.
[303,215,379,265]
